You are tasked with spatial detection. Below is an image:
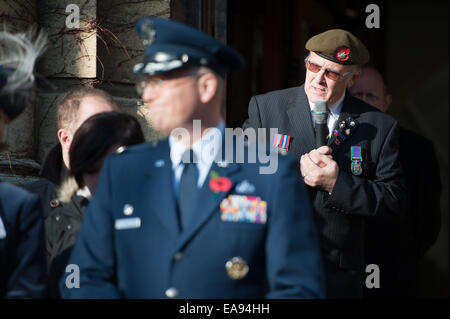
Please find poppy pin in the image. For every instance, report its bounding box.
[336,47,350,61]
[209,170,232,199]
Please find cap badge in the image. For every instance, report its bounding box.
[140,19,156,46]
[336,47,350,62]
[225,257,249,280]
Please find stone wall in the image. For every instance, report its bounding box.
[1,0,169,184]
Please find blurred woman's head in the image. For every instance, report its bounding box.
[66,111,145,196]
[1,30,47,151]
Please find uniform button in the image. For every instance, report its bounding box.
[165,287,179,298]
[67,224,72,230]
[173,252,184,261]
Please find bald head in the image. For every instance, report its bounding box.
[349,66,392,112]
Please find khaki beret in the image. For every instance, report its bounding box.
[305,29,370,65]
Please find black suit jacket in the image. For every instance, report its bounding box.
[364,127,441,298]
[243,85,406,298]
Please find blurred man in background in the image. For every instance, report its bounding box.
[24,88,120,220]
[350,65,441,298]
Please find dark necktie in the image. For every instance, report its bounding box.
[177,149,198,230]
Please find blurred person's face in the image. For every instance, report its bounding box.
[139,68,207,135]
[304,52,359,105]
[349,67,392,113]
[58,95,119,168]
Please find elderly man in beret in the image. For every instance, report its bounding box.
[244,29,406,298]
[61,17,325,299]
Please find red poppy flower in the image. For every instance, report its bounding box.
[336,47,350,61]
[209,177,232,193]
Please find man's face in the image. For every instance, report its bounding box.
[72,95,119,135]
[140,69,202,135]
[304,52,357,105]
[59,94,119,169]
[349,67,390,112]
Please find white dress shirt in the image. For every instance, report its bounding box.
[76,186,92,199]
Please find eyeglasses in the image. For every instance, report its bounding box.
[135,69,210,96]
[305,60,352,81]
[135,78,164,95]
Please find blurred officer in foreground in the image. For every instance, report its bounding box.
[0,29,47,298]
[61,17,324,298]
[349,66,441,298]
[243,29,405,298]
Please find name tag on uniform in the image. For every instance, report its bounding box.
[0,216,6,239]
[220,195,267,224]
[114,217,141,230]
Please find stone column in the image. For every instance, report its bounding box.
[0,0,40,183]
[1,0,171,184]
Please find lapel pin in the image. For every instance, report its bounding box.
[235,180,255,194]
[217,160,229,168]
[123,204,134,216]
[333,129,346,145]
[154,159,165,167]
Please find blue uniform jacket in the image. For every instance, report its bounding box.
[60,139,325,298]
[0,182,47,298]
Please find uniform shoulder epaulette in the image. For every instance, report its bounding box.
[114,140,162,156]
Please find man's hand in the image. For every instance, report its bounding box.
[300,146,339,193]
[307,146,333,168]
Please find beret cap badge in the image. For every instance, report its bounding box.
[336,47,350,61]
